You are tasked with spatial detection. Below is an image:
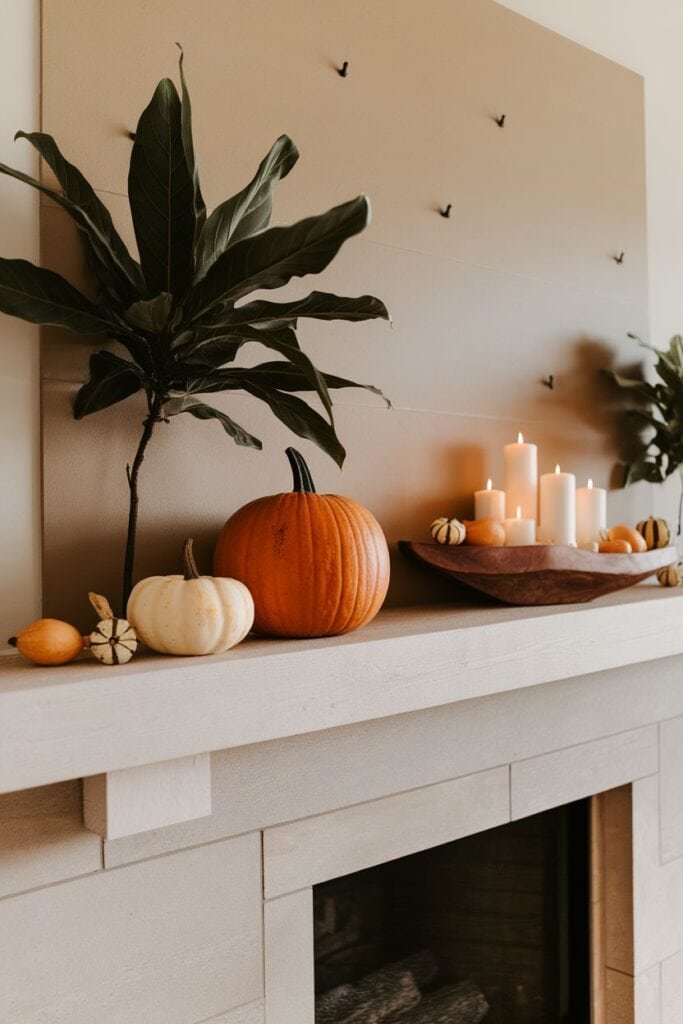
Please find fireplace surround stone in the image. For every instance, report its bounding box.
[1,588,683,1022]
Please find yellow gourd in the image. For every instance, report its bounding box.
[636,517,671,550]
[463,517,506,547]
[657,565,681,587]
[8,619,84,666]
[127,538,254,656]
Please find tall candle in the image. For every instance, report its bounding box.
[475,478,505,521]
[503,433,538,519]
[504,505,536,546]
[539,464,576,545]
[576,478,606,545]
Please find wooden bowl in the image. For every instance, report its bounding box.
[399,541,678,606]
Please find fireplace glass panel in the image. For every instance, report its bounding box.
[313,800,590,1023]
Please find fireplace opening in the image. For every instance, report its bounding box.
[313,800,593,1023]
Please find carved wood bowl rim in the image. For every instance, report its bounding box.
[399,541,679,606]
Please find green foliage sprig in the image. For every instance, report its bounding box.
[606,332,683,533]
[0,48,389,607]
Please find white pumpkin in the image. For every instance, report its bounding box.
[127,539,254,656]
[87,593,138,666]
[431,516,466,545]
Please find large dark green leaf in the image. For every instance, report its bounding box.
[189,195,371,318]
[229,360,390,405]
[176,44,206,244]
[213,290,390,328]
[125,293,173,333]
[239,325,332,421]
[241,381,345,466]
[0,258,128,336]
[164,395,262,447]
[194,135,299,281]
[128,79,195,298]
[74,351,142,418]
[1,133,145,304]
[625,459,665,485]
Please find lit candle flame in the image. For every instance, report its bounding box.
[588,478,594,489]
[555,464,561,474]
[516,506,522,520]
[486,478,492,491]
[517,432,524,444]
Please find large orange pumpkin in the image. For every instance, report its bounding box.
[214,448,390,638]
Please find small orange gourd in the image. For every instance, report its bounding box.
[214,448,390,638]
[463,517,506,547]
[599,539,632,554]
[8,618,84,666]
[607,524,647,553]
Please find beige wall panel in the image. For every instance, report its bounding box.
[0,780,100,898]
[634,964,661,1024]
[0,834,263,1024]
[658,716,683,863]
[41,0,646,303]
[39,0,648,619]
[661,949,683,1024]
[264,890,315,1024]
[511,725,658,819]
[263,765,509,897]
[632,775,683,973]
[198,1003,264,1024]
[105,654,683,867]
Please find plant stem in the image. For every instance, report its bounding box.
[122,395,162,612]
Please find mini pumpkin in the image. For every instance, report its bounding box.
[431,517,466,546]
[599,539,632,554]
[127,539,254,656]
[8,619,84,666]
[637,517,671,550]
[214,448,390,638]
[87,593,138,665]
[463,517,506,547]
[607,524,647,553]
[657,564,681,587]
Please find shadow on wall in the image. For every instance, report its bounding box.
[537,336,648,488]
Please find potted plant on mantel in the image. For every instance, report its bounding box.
[0,48,389,610]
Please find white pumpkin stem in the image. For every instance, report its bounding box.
[88,592,115,621]
[183,538,201,580]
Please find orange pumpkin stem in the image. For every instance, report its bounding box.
[183,538,201,580]
[286,447,316,494]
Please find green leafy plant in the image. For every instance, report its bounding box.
[0,49,389,608]
[606,332,683,534]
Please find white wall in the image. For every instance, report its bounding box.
[0,1,41,642]
[498,1,683,521]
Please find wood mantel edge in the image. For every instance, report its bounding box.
[1,585,682,796]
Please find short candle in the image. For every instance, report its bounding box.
[474,478,506,521]
[503,432,538,519]
[576,478,607,545]
[539,464,576,546]
[504,505,536,546]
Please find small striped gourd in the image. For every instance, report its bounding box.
[88,593,138,665]
[431,517,466,546]
[657,564,681,588]
[636,517,671,550]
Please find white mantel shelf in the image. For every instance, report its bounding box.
[2,584,683,797]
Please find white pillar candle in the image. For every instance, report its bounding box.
[504,506,536,546]
[474,478,505,521]
[539,465,576,545]
[576,478,607,545]
[503,433,538,519]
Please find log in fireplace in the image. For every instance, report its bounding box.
[314,796,621,1023]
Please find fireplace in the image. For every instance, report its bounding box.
[313,790,632,1023]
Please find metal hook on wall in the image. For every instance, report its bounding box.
[542,374,555,391]
[337,61,349,78]
[494,114,506,128]
[614,251,625,265]
[440,204,452,219]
